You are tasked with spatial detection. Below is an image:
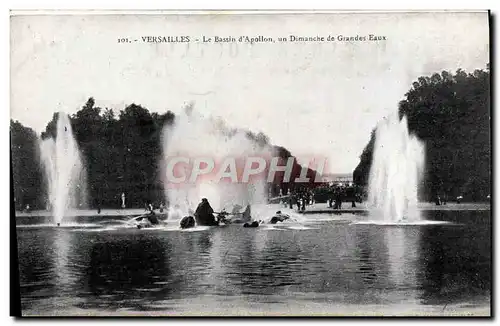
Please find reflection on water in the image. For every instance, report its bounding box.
[418,225,491,305]
[354,228,387,289]
[385,227,420,290]
[17,230,58,307]
[15,210,491,315]
[53,229,76,303]
[82,237,171,310]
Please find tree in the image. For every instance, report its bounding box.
[354,64,490,201]
[11,120,44,209]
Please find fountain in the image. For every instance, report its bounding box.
[39,112,87,225]
[161,105,271,218]
[367,114,425,222]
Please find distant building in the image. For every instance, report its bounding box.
[320,173,354,186]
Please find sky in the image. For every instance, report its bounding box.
[10,11,489,174]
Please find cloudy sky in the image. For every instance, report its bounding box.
[10,11,489,173]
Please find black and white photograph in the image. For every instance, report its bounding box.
[10,10,491,317]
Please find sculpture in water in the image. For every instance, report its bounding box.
[161,105,270,217]
[368,114,425,222]
[39,112,87,224]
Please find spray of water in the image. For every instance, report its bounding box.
[161,105,271,218]
[39,112,88,224]
[368,114,425,222]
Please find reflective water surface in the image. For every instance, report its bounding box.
[15,209,491,316]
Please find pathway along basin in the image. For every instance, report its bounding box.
[15,207,491,316]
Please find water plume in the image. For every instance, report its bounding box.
[39,112,88,224]
[368,114,425,222]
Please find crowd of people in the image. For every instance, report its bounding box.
[282,183,363,211]
[327,185,363,209]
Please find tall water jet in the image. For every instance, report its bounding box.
[368,114,425,222]
[39,112,88,224]
[161,104,271,217]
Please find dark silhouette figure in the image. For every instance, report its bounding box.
[180,215,195,229]
[243,221,259,228]
[346,186,356,208]
[269,211,290,224]
[229,204,252,223]
[194,198,218,226]
[334,188,343,209]
[147,212,159,225]
[135,210,159,229]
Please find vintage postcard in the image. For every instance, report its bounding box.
[10,10,491,317]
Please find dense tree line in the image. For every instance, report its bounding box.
[11,121,45,210]
[353,65,490,201]
[11,99,317,210]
